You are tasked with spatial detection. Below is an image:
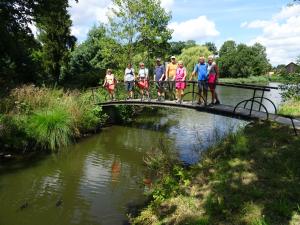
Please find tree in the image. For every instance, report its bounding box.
[204,42,218,56]
[34,0,76,84]
[169,40,196,56]
[185,40,197,49]
[218,41,271,78]
[0,0,41,87]
[65,25,122,87]
[177,45,212,75]
[169,41,186,56]
[109,0,172,66]
[219,40,236,57]
[218,40,237,77]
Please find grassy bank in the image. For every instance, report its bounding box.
[279,99,300,118]
[219,74,295,84]
[0,85,136,153]
[219,75,270,84]
[132,121,300,225]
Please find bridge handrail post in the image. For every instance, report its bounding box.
[259,90,265,111]
[249,89,256,116]
[290,117,298,136]
[192,81,195,104]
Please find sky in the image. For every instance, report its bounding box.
[68,0,300,65]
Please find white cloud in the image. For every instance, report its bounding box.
[242,4,300,65]
[273,4,300,20]
[68,0,112,41]
[168,16,220,41]
[241,20,272,29]
[161,0,174,11]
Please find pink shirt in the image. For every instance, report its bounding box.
[175,67,186,80]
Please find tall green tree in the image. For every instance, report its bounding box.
[219,40,236,57]
[218,41,271,77]
[0,0,40,87]
[109,0,172,66]
[218,41,271,78]
[34,0,76,84]
[169,40,196,56]
[204,42,218,56]
[177,45,212,75]
[65,25,122,87]
[218,40,237,77]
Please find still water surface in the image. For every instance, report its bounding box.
[0,83,281,225]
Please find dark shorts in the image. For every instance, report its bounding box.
[198,80,208,93]
[156,81,165,92]
[125,81,134,91]
[167,80,175,91]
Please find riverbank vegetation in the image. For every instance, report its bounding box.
[279,99,300,117]
[131,121,300,225]
[279,84,300,118]
[219,75,271,84]
[219,72,300,85]
[0,85,109,152]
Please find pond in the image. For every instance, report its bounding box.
[0,83,282,225]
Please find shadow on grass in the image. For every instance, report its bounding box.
[201,121,300,225]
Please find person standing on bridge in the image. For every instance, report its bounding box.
[154,58,166,101]
[166,56,178,98]
[137,62,150,101]
[207,56,220,105]
[124,63,135,100]
[191,56,208,105]
[174,61,187,103]
[103,69,117,101]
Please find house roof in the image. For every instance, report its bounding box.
[285,62,299,68]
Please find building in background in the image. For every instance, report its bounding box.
[285,62,299,74]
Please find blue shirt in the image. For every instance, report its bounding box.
[194,63,207,81]
[154,65,165,81]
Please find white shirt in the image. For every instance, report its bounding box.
[138,68,149,79]
[124,68,135,81]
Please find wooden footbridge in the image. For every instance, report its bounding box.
[92,81,300,135]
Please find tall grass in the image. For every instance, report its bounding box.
[279,99,300,117]
[26,108,73,151]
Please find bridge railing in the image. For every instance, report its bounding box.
[89,80,279,119]
[91,81,300,135]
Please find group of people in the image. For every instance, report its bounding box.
[102,55,220,105]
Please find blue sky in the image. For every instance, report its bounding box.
[68,0,300,65]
